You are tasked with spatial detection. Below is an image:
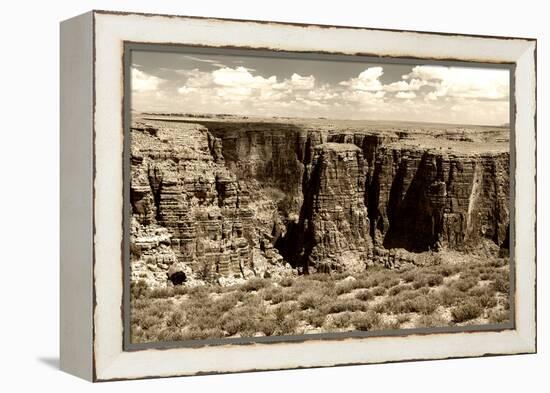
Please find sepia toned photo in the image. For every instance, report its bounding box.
[127,47,513,345]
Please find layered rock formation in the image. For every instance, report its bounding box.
[130,122,292,287]
[367,146,509,253]
[302,143,372,272]
[130,117,510,284]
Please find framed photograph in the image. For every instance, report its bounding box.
[60,10,537,381]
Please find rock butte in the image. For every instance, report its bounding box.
[130,115,510,287]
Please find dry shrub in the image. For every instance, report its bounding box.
[370,286,387,296]
[280,286,303,302]
[269,290,286,304]
[451,300,483,323]
[273,303,298,324]
[433,264,460,277]
[221,310,255,336]
[304,273,332,282]
[279,276,294,287]
[261,285,283,302]
[488,309,510,324]
[330,312,353,329]
[402,271,417,283]
[413,274,443,289]
[352,311,382,331]
[175,327,225,341]
[363,271,394,288]
[149,287,174,299]
[382,293,438,315]
[492,276,510,294]
[335,278,370,295]
[382,277,401,289]
[139,315,161,331]
[278,315,300,335]
[459,270,480,282]
[335,279,359,295]
[257,316,278,336]
[213,293,239,313]
[396,314,411,324]
[479,271,497,281]
[416,313,447,328]
[131,280,150,299]
[303,309,326,328]
[487,258,509,268]
[388,283,414,296]
[298,291,325,310]
[355,289,374,301]
[451,277,478,292]
[241,277,270,292]
[468,286,498,308]
[186,285,209,298]
[436,287,466,307]
[324,298,368,314]
[166,310,186,329]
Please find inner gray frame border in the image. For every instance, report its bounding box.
[122,42,516,352]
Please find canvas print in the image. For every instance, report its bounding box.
[128,49,512,344]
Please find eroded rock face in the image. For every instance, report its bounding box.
[368,146,509,253]
[280,143,372,273]
[130,122,293,286]
[130,118,510,284]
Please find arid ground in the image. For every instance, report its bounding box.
[131,247,510,342]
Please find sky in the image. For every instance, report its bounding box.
[131,50,510,126]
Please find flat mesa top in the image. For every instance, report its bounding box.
[134,113,510,155]
[315,142,362,153]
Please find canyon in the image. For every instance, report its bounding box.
[129,115,510,287]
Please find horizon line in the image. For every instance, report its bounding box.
[133,110,510,128]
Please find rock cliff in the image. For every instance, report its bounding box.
[368,146,509,253]
[130,117,510,284]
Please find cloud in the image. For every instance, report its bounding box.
[131,67,163,92]
[283,73,315,90]
[384,78,427,92]
[339,67,384,91]
[177,86,197,95]
[395,91,417,99]
[404,65,509,100]
[425,92,439,102]
[307,85,338,101]
[177,67,316,102]
[212,66,277,89]
[178,69,214,87]
[342,89,385,103]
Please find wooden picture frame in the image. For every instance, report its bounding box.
[60,10,536,381]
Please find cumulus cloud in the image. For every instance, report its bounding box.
[212,66,277,89]
[307,84,339,101]
[179,69,213,87]
[176,66,316,103]
[131,68,163,92]
[395,91,417,99]
[404,65,509,100]
[384,78,427,92]
[177,86,197,95]
[339,67,384,91]
[277,73,315,90]
[425,91,439,101]
[342,89,385,104]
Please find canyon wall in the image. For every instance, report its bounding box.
[130,119,510,284]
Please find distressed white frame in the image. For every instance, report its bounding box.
[61,10,536,382]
